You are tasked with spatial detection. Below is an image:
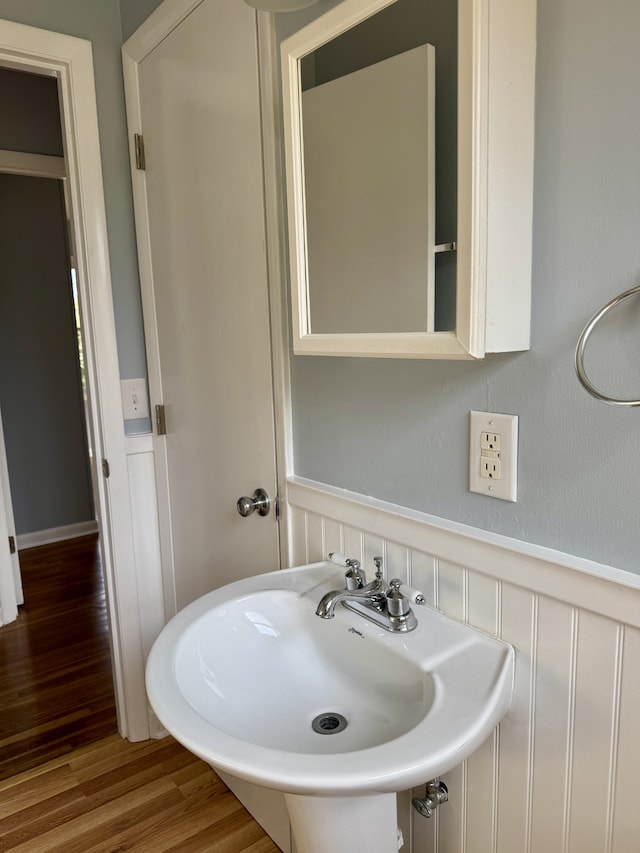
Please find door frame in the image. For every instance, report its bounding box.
[0,20,149,740]
[122,0,294,616]
[0,403,21,623]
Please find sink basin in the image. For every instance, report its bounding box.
[146,561,513,852]
[175,589,433,755]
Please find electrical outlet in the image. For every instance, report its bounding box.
[481,432,501,452]
[469,411,518,501]
[480,455,501,480]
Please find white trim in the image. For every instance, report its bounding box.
[122,0,204,62]
[125,449,163,660]
[122,6,198,621]
[256,11,294,566]
[123,440,165,740]
[0,149,65,179]
[286,477,640,627]
[17,520,99,550]
[280,0,535,359]
[289,330,474,359]
[0,406,19,622]
[124,433,154,455]
[0,20,149,740]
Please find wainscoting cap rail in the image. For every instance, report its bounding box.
[286,476,640,628]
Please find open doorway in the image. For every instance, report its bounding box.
[0,80,97,549]
[0,66,118,772]
[0,18,152,744]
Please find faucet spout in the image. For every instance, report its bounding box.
[316,578,386,619]
[315,559,418,633]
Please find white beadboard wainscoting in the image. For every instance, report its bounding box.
[125,435,165,655]
[125,434,166,737]
[286,477,640,853]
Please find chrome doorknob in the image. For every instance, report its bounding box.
[236,488,271,517]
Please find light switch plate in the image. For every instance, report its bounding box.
[121,378,150,420]
[469,411,518,501]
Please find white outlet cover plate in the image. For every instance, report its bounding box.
[469,411,518,502]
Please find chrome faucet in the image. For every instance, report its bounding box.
[316,556,418,633]
[316,571,387,618]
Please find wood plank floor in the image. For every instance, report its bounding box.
[0,536,280,851]
[0,734,280,852]
[0,535,117,780]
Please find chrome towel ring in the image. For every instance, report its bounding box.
[575,284,640,406]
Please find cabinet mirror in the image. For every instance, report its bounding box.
[280,0,536,359]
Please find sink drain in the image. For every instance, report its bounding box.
[311,712,348,735]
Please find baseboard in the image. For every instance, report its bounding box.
[17,520,99,550]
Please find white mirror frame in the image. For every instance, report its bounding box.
[281,0,536,359]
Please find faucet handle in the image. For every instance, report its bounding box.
[327,553,366,590]
[345,559,366,590]
[372,556,389,593]
[328,552,355,568]
[387,578,411,617]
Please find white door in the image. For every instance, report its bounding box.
[0,404,22,626]
[133,0,280,613]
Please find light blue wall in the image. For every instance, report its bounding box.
[7,1,639,572]
[120,0,163,41]
[280,0,640,575]
[0,174,94,534]
[0,0,148,395]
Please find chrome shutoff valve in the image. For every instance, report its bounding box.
[412,779,449,818]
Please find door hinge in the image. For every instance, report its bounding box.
[155,404,167,436]
[134,133,146,171]
[102,458,110,479]
[8,535,15,555]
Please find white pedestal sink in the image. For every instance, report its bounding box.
[285,791,398,853]
[146,562,514,852]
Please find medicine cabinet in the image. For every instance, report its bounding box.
[281,0,536,359]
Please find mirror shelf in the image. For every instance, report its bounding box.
[282,0,536,360]
[292,330,469,359]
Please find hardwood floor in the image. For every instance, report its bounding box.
[0,535,117,780]
[0,734,280,852]
[0,536,281,851]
